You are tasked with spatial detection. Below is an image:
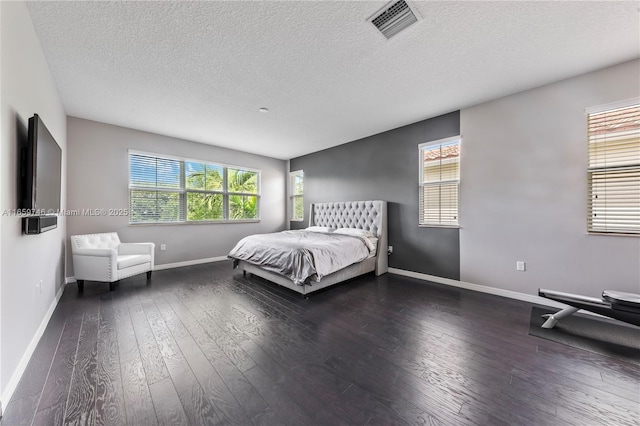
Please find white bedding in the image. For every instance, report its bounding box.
[228,230,374,285]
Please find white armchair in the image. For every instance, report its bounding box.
[70,232,155,291]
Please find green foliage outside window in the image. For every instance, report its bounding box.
[186,163,223,191]
[290,170,303,221]
[129,154,260,223]
[227,168,259,220]
[293,196,304,220]
[228,168,258,194]
[230,195,258,220]
[187,193,223,221]
[186,163,225,221]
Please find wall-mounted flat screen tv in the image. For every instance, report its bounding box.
[20,114,62,219]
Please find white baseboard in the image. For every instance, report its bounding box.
[2,284,65,406]
[388,267,568,310]
[154,256,229,271]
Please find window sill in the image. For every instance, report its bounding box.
[587,231,639,238]
[419,224,461,229]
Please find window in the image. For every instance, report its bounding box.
[419,136,460,226]
[290,170,304,221]
[587,102,640,235]
[129,152,260,224]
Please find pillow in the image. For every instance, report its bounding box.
[367,237,379,256]
[334,227,375,238]
[335,228,378,253]
[305,226,334,233]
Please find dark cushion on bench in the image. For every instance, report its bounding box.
[603,291,640,314]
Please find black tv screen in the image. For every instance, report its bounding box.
[21,114,62,214]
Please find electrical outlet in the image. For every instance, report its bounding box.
[388,245,393,255]
[516,261,526,271]
[160,244,166,251]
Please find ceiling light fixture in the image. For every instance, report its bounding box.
[259,107,270,113]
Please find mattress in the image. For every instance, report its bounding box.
[228,230,373,285]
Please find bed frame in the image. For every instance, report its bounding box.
[236,200,388,296]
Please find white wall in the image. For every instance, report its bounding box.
[460,59,640,298]
[66,117,287,275]
[0,0,67,406]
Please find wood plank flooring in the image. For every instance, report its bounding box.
[2,261,639,425]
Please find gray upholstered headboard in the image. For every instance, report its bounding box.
[310,200,384,236]
[309,200,388,275]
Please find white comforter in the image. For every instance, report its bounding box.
[228,230,374,285]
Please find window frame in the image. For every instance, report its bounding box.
[586,100,640,236]
[289,170,304,222]
[184,162,225,222]
[128,150,261,225]
[418,136,461,228]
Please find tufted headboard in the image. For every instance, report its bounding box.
[310,200,384,237]
[310,200,388,275]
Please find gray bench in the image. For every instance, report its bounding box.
[538,289,640,329]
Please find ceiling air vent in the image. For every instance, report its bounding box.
[369,0,420,39]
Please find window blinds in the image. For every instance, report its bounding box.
[129,152,261,224]
[290,170,304,221]
[587,103,640,234]
[419,137,460,226]
[129,154,184,223]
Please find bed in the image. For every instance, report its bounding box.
[229,200,388,296]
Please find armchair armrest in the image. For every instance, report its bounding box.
[119,242,155,255]
[73,248,118,258]
[72,248,118,282]
[119,242,155,270]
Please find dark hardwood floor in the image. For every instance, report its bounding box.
[2,261,639,425]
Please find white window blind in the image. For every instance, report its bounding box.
[419,137,460,226]
[129,154,184,223]
[129,152,260,224]
[587,103,640,235]
[290,170,304,221]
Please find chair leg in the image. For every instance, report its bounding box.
[109,281,118,292]
[146,271,152,280]
[77,280,84,291]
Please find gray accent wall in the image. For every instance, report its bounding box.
[460,59,640,298]
[290,112,461,279]
[1,1,67,404]
[66,117,287,276]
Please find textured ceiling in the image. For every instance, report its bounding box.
[26,1,640,160]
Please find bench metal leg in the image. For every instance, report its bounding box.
[541,306,579,329]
